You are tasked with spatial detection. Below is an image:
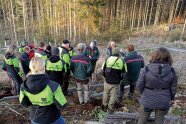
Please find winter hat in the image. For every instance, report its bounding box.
[77,43,85,50]
[112,47,120,55]
[63,39,70,44]
[46,45,51,52]
[52,47,59,56]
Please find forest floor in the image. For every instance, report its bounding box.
[0,27,186,124]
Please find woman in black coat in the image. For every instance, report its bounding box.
[136,47,178,124]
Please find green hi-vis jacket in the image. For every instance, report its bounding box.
[45,56,67,85]
[102,55,127,84]
[19,47,24,53]
[69,48,77,58]
[58,47,70,68]
[35,49,47,60]
[19,74,67,123]
[2,53,23,78]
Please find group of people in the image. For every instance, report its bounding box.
[1,39,178,124]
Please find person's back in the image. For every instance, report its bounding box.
[19,57,67,124]
[45,48,67,85]
[103,56,126,84]
[125,50,144,81]
[136,47,178,124]
[71,50,92,80]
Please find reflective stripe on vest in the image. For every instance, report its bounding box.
[46,60,63,71]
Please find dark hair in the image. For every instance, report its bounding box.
[150,47,173,64]
[127,44,134,52]
[39,42,45,47]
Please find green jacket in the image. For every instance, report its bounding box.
[124,51,144,81]
[58,47,70,68]
[19,74,67,123]
[102,55,127,84]
[70,53,93,80]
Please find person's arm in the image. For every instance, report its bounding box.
[53,85,67,109]
[170,68,178,100]
[101,61,106,77]
[136,68,146,94]
[87,60,93,76]
[19,86,32,107]
[12,57,23,77]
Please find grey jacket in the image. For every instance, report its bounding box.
[136,62,178,110]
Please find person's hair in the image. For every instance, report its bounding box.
[29,57,45,74]
[150,47,173,64]
[24,46,30,52]
[39,42,45,47]
[6,44,16,54]
[127,44,134,52]
[110,41,116,48]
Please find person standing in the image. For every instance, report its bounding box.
[119,44,144,100]
[19,57,67,124]
[102,47,127,113]
[20,46,31,75]
[85,40,100,73]
[35,42,47,60]
[136,47,178,124]
[68,44,76,58]
[106,41,116,58]
[70,43,93,104]
[2,44,23,95]
[58,39,71,96]
[46,47,67,86]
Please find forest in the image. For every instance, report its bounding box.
[0,0,185,45]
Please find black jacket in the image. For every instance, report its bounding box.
[20,74,67,124]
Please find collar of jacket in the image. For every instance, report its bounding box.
[126,51,137,56]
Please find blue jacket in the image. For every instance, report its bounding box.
[70,53,92,80]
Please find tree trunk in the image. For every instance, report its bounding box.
[180,18,186,39]
[10,0,17,43]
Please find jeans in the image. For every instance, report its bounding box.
[31,116,65,124]
[119,80,135,98]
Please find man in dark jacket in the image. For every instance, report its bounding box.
[119,44,144,100]
[106,41,116,58]
[102,47,127,113]
[45,47,67,87]
[20,46,31,75]
[70,43,93,104]
[58,39,71,96]
[85,40,100,73]
[2,44,23,95]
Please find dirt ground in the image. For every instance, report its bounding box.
[0,29,186,123]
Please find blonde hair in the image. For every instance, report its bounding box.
[29,57,45,74]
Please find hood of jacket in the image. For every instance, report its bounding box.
[5,52,14,59]
[147,61,172,78]
[48,55,60,63]
[23,74,50,94]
